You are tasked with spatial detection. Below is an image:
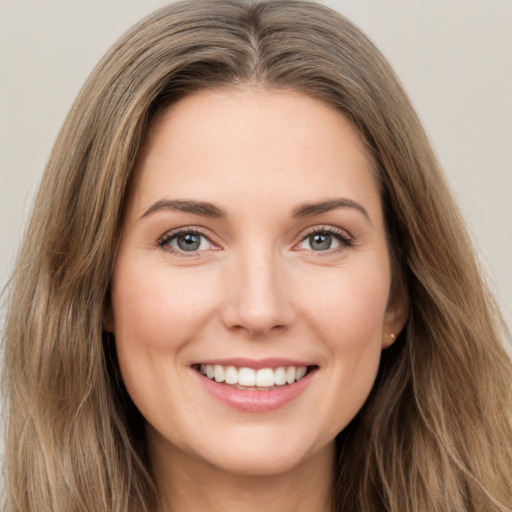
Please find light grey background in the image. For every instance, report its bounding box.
[1,0,511,331]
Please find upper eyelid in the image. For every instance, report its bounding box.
[157,228,218,257]
[299,225,353,240]
[293,226,355,255]
[158,226,212,244]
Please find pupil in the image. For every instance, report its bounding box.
[178,233,201,251]
[310,233,331,251]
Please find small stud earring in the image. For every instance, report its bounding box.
[390,333,396,341]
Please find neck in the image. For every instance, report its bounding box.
[149,434,335,512]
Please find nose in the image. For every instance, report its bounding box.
[220,246,295,337]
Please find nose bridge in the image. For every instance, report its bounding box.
[222,241,293,335]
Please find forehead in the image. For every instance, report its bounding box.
[129,87,380,220]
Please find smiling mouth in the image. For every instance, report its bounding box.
[193,364,317,390]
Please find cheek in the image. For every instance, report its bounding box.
[297,262,391,349]
[110,259,222,417]
[111,261,220,351]
[300,268,389,436]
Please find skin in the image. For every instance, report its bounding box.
[109,87,408,512]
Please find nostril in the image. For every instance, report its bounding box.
[219,272,295,335]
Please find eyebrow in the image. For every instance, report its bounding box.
[292,198,371,223]
[140,197,370,222]
[140,199,227,219]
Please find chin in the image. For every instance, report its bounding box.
[189,429,335,478]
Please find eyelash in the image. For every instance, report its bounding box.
[157,226,354,255]
[297,226,354,253]
[157,227,212,254]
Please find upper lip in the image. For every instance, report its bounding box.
[190,358,316,369]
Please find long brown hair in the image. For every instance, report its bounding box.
[2,1,511,510]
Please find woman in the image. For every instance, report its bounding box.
[2,1,511,511]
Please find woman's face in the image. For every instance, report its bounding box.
[110,88,407,477]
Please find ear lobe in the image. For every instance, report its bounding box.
[382,282,409,348]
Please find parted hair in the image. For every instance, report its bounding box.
[2,1,511,511]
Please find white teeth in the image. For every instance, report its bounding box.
[225,365,238,384]
[238,367,256,386]
[214,365,225,383]
[296,366,307,380]
[256,368,274,387]
[199,364,310,387]
[274,367,287,385]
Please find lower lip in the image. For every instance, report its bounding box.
[194,369,316,412]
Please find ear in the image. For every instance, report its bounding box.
[382,279,409,348]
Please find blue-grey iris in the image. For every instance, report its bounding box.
[309,233,331,251]
[177,233,201,251]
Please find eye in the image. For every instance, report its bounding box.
[296,227,352,252]
[158,229,215,253]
